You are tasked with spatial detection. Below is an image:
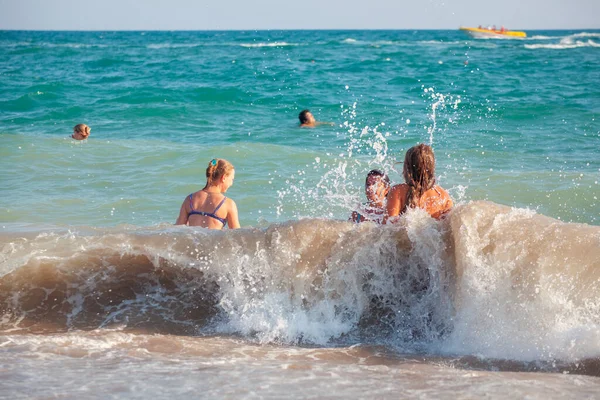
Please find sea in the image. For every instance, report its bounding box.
[0,29,599,399]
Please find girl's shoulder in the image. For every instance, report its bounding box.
[428,185,453,219]
[191,190,208,200]
[390,183,409,195]
[225,196,238,209]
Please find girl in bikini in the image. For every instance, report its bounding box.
[175,158,241,229]
[384,144,453,222]
[351,169,391,224]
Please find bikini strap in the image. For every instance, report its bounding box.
[212,197,227,214]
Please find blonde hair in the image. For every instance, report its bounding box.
[403,143,436,209]
[204,158,234,188]
[73,124,91,138]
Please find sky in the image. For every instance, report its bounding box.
[0,0,599,30]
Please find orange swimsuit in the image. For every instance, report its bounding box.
[396,184,453,220]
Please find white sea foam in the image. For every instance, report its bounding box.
[32,42,110,49]
[571,32,600,39]
[525,32,600,49]
[441,203,600,362]
[2,202,599,362]
[418,40,463,45]
[525,40,600,50]
[528,35,560,40]
[239,42,297,48]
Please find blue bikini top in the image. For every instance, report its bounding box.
[188,194,227,226]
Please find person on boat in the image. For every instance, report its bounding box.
[299,109,334,128]
[72,123,91,140]
[384,143,453,222]
[350,169,391,224]
[175,158,240,229]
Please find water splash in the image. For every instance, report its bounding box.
[274,102,397,221]
[422,87,462,145]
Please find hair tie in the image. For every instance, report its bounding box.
[211,159,217,166]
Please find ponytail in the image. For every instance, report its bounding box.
[73,123,91,138]
[204,158,234,188]
[403,144,436,209]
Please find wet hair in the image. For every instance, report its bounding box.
[204,158,234,188]
[403,144,436,209]
[365,169,390,188]
[73,123,91,138]
[298,109,311,124]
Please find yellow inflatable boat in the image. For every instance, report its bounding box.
[459,26,527,39]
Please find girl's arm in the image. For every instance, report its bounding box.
[383,185,404,224]
[227,199,241,229]
[175,199,189,225]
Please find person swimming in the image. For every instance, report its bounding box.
[298,109,334,128]
[351,169,391,224]
[72,123,91,140]
[384,143,453,222]
[175,158,241,229]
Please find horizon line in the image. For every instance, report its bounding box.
[1,27,599,32]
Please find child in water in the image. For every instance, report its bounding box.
[72,124,91,140]
[385,143,453,222]
[175,158,240,230]
[351,169,391,224]
[298,109,334,128]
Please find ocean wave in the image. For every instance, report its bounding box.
[146,43,203,49]
[571,32,600,39]
[525,32,600,49]
[0,41,34,48]
[527,35,561,40]
[1,201,599,362]
[341,39,415,47]
[0,41,110,51]
[525,40,600,50]
[239,42,297,48]
[38,42,109,49]
[418,40,463,45]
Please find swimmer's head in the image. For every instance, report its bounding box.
[403,144,436,207]
[365,169,390,204]
[205,158,235,191]
[299,109,315,125]
[72,124,91,140]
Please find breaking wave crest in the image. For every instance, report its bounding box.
[525,32,600,49]
[1,201,599,364]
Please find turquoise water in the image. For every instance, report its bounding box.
[1,30,600,399]
[1,30,599,226]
